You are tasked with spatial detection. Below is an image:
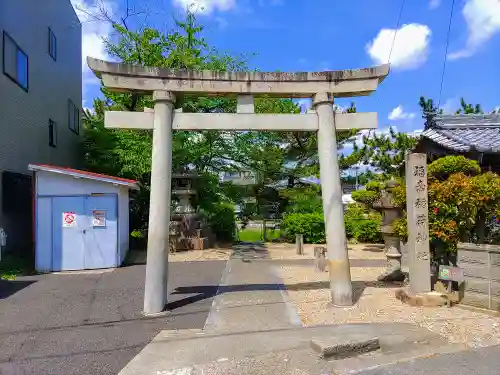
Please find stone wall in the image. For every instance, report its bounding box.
[457,243,500,310]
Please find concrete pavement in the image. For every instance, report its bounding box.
[0,261,226,375]
[118,323,467,375]
[203,242,301,333]
[356,344,500,375]
[119,243,471,375]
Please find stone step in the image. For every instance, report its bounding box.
[117,323,468,375]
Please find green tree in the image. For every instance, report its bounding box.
[348,127,419,180]
[281,101,360,180]
[419,96,442,130]
[82,10,306,236]
[454,97,483,114]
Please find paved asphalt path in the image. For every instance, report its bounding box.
[357,344,500,375]
[0,260,226,375]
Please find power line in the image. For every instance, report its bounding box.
[437,0,456,108]
[387,0,406,64]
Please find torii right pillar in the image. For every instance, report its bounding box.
[313,92,352,306]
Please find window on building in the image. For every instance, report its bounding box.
[49,119,57,147]
[2,31,28,91]
[68,100,80,134]
[48,28,57,61]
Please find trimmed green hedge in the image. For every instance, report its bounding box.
[345,218,382,243]
[281,212,325,244]
[282,208,382,244]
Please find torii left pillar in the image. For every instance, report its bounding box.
[144,90,175,314]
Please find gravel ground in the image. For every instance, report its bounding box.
[169,249,232,262]
[126,248,232,264]
[278,264,500,349]
[266,243,386,261]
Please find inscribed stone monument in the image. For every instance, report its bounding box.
[405,153,431,293]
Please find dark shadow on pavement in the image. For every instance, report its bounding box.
[170,279,404,308]
[0,279,36,299]
[356,244,385,252]
[166,285,219,311]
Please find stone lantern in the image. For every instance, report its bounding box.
[169,173,210,251]
[373,180,405,282]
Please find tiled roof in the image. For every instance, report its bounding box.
[421,114,500,153]
[28,164,139,189]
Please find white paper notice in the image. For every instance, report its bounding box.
[92,210,106,227]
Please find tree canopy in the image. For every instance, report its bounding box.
[81,6,496,237]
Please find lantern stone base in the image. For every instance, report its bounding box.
[378,234,406,282]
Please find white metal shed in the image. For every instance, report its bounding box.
[29,164,139,272]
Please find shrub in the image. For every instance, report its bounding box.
[281,212,325,244]
[344,203,382,243]
[393,156,500,256]
[351,190,380,206]
[393,217,408,242]
[281,205,383,245]
[207,203,236,242]
[345,217,383,243]
[365,180,385,192]
[428,155,481,180]
[354,220,383,243]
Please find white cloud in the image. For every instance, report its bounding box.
[448,0,500,60]
[493,106,500,113]
[366,23,432,70]
[343,127,396,151]
[440,97,459,114]
[172,0,236,14]
[71,0,115,95]
[429,0,441,9]
[388,105,416,120]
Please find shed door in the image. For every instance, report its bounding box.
[84,195,118,269]
[52,195,118,271]
[52,197,86,271]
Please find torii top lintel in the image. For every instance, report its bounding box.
[87,57,390,98]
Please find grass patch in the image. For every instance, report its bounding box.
[0,254,31,280]
[238,228,281,242]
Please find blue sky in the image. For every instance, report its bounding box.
[74,0,500,137]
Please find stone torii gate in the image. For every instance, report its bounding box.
[88,57,390,315]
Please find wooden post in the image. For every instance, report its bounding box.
[314,246,327,272]
[296,234,304,255]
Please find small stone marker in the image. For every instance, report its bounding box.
[296,234,304,255]
[438,265,464,307]
[314,246,327,272]
[310,337,380,359]
[405,153,431,293]
[438,265,464,282]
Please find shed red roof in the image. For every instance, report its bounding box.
[28,164,139,189]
